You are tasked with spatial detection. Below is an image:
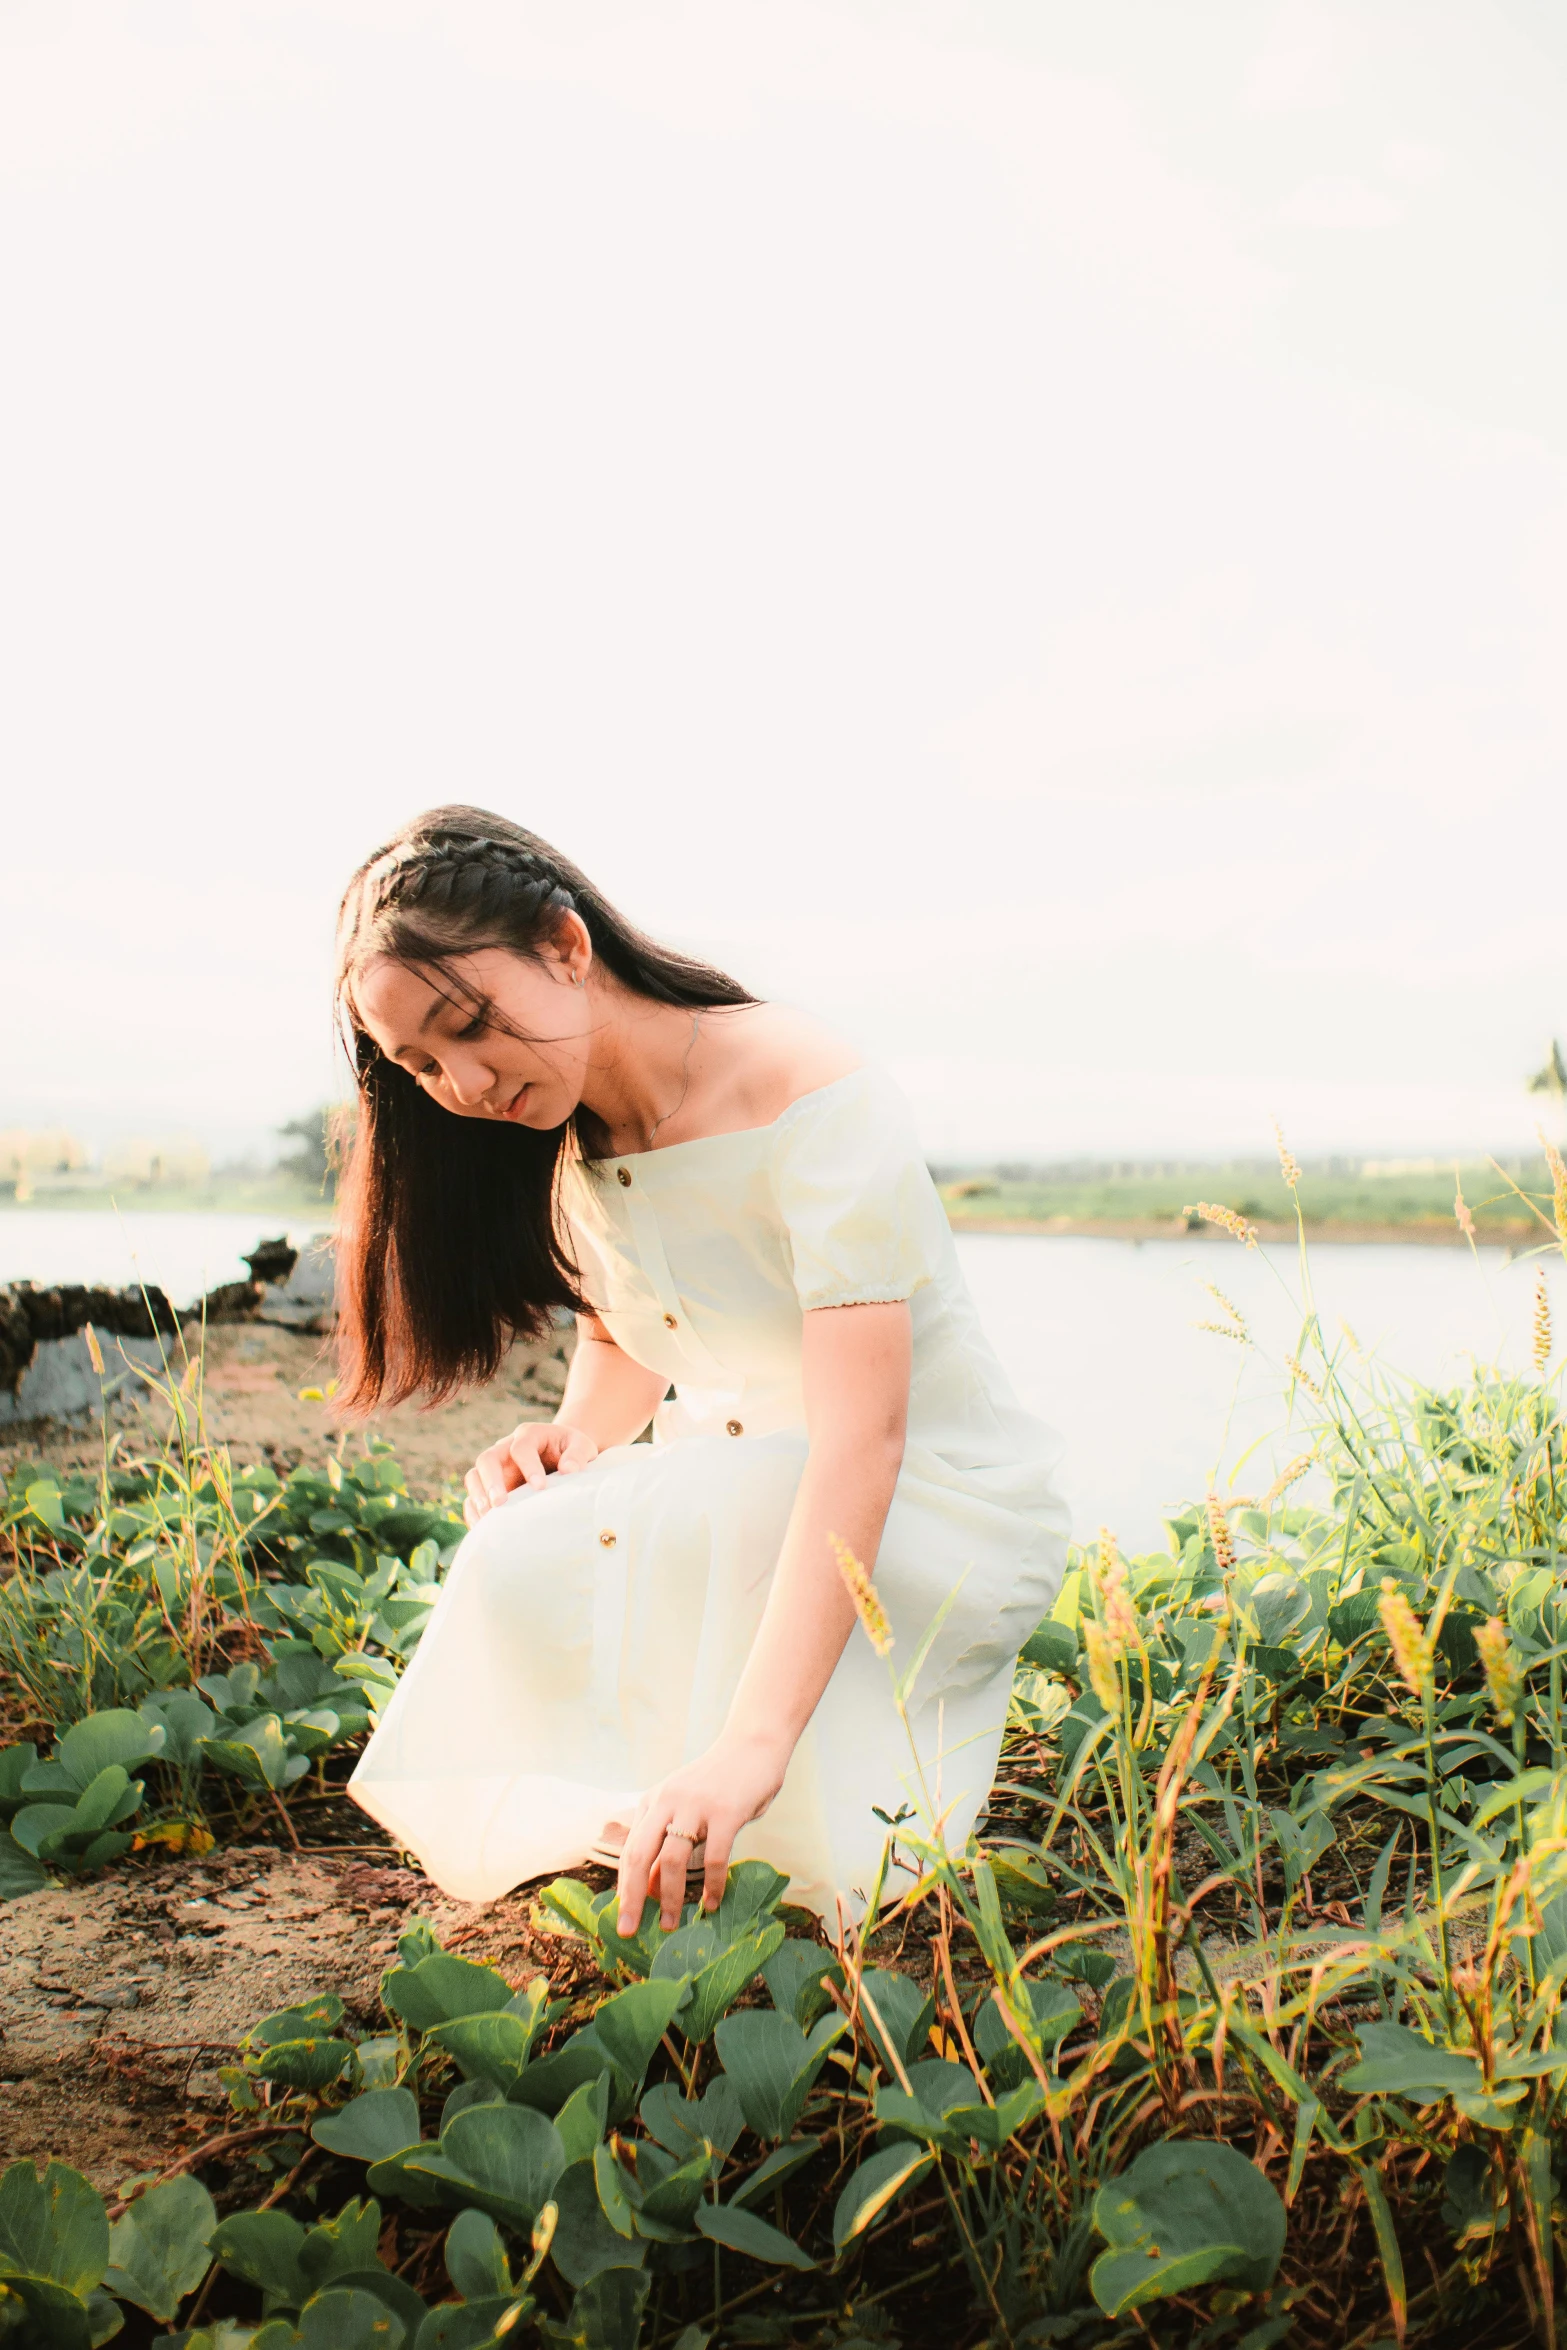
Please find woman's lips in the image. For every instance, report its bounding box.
[499,1085,532,1119]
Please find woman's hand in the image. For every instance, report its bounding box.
[463,1421,600,1526]
[616,1728,792,1931]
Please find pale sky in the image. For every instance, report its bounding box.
[3,0,1564,1164]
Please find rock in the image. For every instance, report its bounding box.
[0,1280,180,1427]
[0,1328,170,1428]
[255,1235,336,1333]
[243,1237,299,1286]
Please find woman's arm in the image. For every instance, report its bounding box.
[463,1315,668,1524]
[616,1299,912,1928]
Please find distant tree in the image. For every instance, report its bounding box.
[1527,1041,1567,1109]
[277,1105,353,1199]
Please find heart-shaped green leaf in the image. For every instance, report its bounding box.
[854,1970,935,2075]
[561,2263,651,2350]
[256,2039,356,2094]
[591,1979,690,2085]
[408,2105,565,2230]
[694,2202,814,2269]
[0,2274,95,2350]
[1091,2142,1286,2317]
[639,2077,744,2162]
[832,2143,933,2251]
[550,2162,647,2290]
[759,1941,843,2030]
[247,1995,346,2050]
[443,2207,512,2303]
[50,1712,164,1792]
[312,2090,422,2166]
[427,2012,536,2093]
[713,2011,842,2142]
[0,1833,48,1901]
[1340,2022,1481,2102]
[250,2284,407,2348]
[104,2174,215,2320]
[0,2160,110,2298]
[380,1953,513,2034]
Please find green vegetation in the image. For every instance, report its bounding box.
[0,1173,329,1217]
[939,1154,1552,1234]
[6,1218,1567,2342]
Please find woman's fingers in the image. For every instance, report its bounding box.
[503,1428,550,1492]
[465,1424,599,1526]
[657,1828,701,1930]
[699,1818,735,1917]
[551,1425,601,1476]
[616,1812,663,1936]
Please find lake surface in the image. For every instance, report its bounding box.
[956,1232,1560,1551]
[2,1212,1557,1553]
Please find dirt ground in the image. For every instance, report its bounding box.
[0,1316,594,2183]
[0,1829,623,2191]
[0,1316,574,1499]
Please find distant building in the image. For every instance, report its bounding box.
[101,1137,212,1188]
[0,1129,87,1201]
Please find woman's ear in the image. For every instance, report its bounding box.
[548,908,594,988]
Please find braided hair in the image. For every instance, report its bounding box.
[333,806,754,1411]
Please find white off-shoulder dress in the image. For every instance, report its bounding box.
[350,1067,1068,1918]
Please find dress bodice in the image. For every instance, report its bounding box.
[558,1066,1059,1488]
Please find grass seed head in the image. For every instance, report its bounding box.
[829,1533,893,1657]
[1475,1616,1524,1727]
[1205,1491,1237,1576]
[1258,1452,1313,1513]
[1533,1268,1552,1379]
[1092,1527,1138,1648]
[1184,1201,1259,1248]
[1379,1577,1434,1702]
[1272,1121,1301,1191]
[1197,1284,1250,1347]
[82,1321,105,1376]
[1285,1354,1324,1400]
[1453,1173,1477,1244]
[1083,1618,1122,1713]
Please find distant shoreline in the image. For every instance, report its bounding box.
[948,1214,1539,1247]
[1,1197,1543,1252]
[0,1189,327,1218]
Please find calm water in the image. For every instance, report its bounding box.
[2,1212,1556,1552]
[956,1233,1561,1550]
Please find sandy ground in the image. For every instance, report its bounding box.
[0,1317,574,1497]
[0,1835,618,2188]
[0,1315,597,2179]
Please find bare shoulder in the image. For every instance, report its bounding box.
[698,1003,862,1130]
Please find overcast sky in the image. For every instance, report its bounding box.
[3,0,1564,1164]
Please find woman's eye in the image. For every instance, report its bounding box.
[458,1010,488,1039]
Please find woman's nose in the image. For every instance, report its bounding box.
[446,1050,496,1107]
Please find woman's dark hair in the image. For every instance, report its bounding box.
[333,805,754,1413]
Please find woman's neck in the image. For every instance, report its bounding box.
[578,986,710,1153]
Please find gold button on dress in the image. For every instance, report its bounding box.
[617,1167,632,1187]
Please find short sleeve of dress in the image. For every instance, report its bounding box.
[771,1068,942,1311]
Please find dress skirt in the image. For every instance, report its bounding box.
[350,1430,1029,1920]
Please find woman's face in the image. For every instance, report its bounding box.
[352,936,594,1130]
